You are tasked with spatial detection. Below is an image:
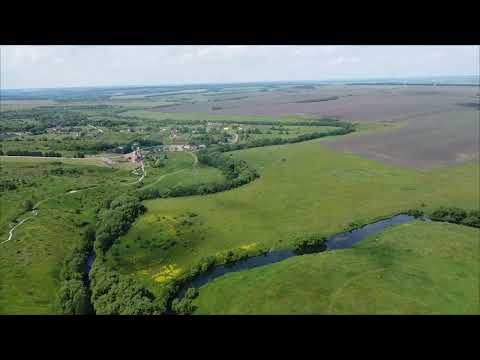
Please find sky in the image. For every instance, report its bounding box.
[1,45,478,89]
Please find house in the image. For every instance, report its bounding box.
[124,147,143,163]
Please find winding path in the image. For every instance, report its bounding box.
[1,210,38,245]
[2,187,97,246]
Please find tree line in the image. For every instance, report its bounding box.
[3,150,62,157]
[430,207,480,228]
[218,125,355,152]
[55,225,95,315]
[88,194,164,314]
[138,148,259,201]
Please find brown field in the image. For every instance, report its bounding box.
[324,109,479,168]
[151,85,479,122]
[147,85,478,169]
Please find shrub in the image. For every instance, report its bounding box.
[461,210,480,228]
[22,199,34,212]
[171,297,197,315]
[293,233,327,254]
[431,207,467,224]
[406,209,424,218]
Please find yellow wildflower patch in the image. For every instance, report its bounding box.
[152,264,183,284]
[240,243,258,251]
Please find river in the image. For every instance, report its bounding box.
[173,214,424,301]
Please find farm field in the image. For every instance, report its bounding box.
[192,221,479,314]
[324,109,479,168]
[146,85,478,120]
[106,136,479,302]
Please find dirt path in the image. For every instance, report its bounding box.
[1,210,38,245]
[140,168,187,190]
[2,186,99,245]
[88,124,104,133]
[124,160,146,185]
[232,133,239,144]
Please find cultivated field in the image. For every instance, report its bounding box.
[324,109,479,168]
[147,85,478,121]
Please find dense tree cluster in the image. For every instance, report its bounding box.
[88,197,164,315]
[90,262,164,315]
[94,195,146,253]
[171,288,199,315]
[55,225,95,315]
[0,179,18,192]
[430,207,480,228]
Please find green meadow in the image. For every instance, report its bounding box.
[0,152,226,314]
[192,221,480,314]
[107,136,479,301]
[0,158,133,314]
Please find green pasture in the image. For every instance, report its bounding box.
[193,221,479,314]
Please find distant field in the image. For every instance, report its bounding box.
[0,100,58,111]
[107,137,479,300]
[325,109,479,168]
[147,85,478,121]
[118,110,308,123]
[193,221,479,314]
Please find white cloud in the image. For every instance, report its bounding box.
[1,45,478,89]
[329,56,360,66]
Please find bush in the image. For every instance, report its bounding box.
[461,210,480,228]
[293,233,327,254]
[430,207,479,228]
[406,209,424,218]
[22,199,34,212]
[431,207,467,224]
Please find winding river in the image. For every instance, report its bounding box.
[173,214,427,302]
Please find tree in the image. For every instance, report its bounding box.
[23,199,34,212]
[56,279,91,315]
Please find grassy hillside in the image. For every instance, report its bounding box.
[107,137,479,300]
[192,221,479,314]
[0,154,224,314]
[0,159,132,314]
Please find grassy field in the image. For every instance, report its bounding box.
[141,152,225,191]
[107,136,479,300]
[0,158,134,314]
[192,221,479,314]
[0,152,223,314]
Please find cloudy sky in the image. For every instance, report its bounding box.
[1,45,478,89]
